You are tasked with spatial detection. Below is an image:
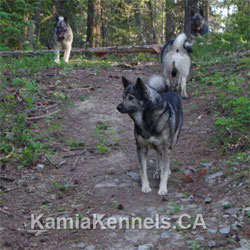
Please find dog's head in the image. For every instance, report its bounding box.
[55,16,69,38]
[191,12,205,32]
[117,77,150,114]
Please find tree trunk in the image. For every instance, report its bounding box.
[0,45,163,57]
[101,4,105,46]
[184,0,191,38]
[35,0,42,41]
[165,0,175,41]
[86,0,94,47]
[86,0,102,47]
[136,4,146,44]
[204,0,209,22]
[184,0,198,39]
[148,0,156,44]
[92,0,101,47]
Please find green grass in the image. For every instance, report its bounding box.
[192,33,250,151]
[94,120,119,152]
[0,53,121,167]
[167,203,181,215]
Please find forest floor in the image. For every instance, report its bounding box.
[0,55,249,250]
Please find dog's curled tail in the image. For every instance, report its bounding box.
[172,33,187,50]
[148,75,169,93]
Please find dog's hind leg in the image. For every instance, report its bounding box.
[180,76,188,99]
[137,145,151,193]
[162,66,171,89]
[157,149,171,196]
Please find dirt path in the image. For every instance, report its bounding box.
[0,63,249,250]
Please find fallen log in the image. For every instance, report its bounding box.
[0,45,162,57]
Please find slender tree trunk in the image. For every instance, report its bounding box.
[101,4,105,46]
[86,0,102,47]
[204,0,209,22]
[136,4,146,44]
[165,0,175,41]
[184,0,191,38]
[93,0,101,47]
[148,0,156,43]
[35,0,42,41]
[161,0,165,43]
[184,0,198,38]
[86,0,94,46]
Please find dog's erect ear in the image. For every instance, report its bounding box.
[56,16,59,22]
[122,76,130,89]
[135,78,148,96]
[64,16,68,24]
[191,10,195,17]
[184,41,193,53]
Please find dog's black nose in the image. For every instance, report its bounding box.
[117,103,123,113]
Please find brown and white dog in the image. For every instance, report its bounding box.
[52,16,73,63]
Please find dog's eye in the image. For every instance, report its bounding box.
[128,95,134,101]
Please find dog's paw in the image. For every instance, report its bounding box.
[153,172,160,179]
[141,185,152,193]
[158,188,168,196]
[181,93,188,99]
[55,59,60,64]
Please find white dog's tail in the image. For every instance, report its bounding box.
[172,33,187,50]
[148,75,168,93]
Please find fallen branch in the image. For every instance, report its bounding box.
[0,208,13,217]
[17,228,48,236]
[63,151,86,159]
[27,109,60,120]
[0,45,162,57]
[5,187,19,192]
[55,159,66,169]
[70,157,79,171]
[0,175,15,182]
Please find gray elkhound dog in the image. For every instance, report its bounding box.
[51,16,73,63]
[161,33,192,99]
[117,76,183,195]
[191,11,209,37]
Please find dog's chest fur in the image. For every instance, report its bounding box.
[132,106,171,147]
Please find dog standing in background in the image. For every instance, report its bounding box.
[117,76,183,196]
[161,33,192,99]
[191,11,209,37]
[51,16,73,63]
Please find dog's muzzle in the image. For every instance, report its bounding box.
[57,31,65,38]
[117,103,125,113]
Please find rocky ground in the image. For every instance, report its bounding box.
[0,61,249,250]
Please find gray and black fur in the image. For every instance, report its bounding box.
[161,33,192,98]
[117,76,183,195]
[50,16,73,63]
[191,10,209,37]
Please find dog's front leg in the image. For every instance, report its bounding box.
[55,48,60,64]
[64,44,71,63]
[137,145,151,193]
[157,150,171,196]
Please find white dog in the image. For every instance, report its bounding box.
[161,33,192,98]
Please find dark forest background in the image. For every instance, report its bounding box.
[0,0,249,50]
